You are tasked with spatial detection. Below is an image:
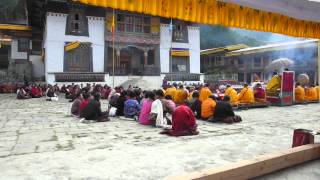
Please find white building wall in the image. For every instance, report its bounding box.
[29,55,44,79]
[11,38,28,60]
[44,12,105,84]
[159,24,200,74]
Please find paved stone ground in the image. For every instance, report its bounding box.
[0,94,319,180]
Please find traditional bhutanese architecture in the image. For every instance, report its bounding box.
[1,0,320,87]
[201,40,319,84]
[0,0,202,88]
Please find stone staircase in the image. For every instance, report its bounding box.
[120,77,161,90]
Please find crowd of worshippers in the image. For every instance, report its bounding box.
[66,83,243,137]
[3,82,245,136]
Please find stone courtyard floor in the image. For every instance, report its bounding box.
[0,94,319,180]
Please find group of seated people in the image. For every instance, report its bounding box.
[68,83,243,137]
[224,83,266,106]
[295,83,320,103]
[16,83,58,101]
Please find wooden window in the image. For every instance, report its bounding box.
[64,43,93,72]
[254,57,262,67]
[172,21,188,43]
[238,58,244,68]
[18,38,29,52]
[66,10,88,36]
[172,56,189,73]
[117,14,151,33]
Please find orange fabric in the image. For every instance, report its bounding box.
[224,87,239,105]
[174,89,188,104]
[238,87,255,103]
[305,87,318,101]
[165,87,176,99]
[201,98,216,119]
[199,87,212,102]
[295,86,305,103]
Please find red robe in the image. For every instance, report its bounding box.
[161,105,199,136]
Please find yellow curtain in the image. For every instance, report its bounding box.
[74,0,320,39]
[65,41,81,51]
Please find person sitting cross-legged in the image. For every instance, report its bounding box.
[71,92,83,117]
[211,96,242,124]
[80,93,109,122]
[186,91,202,119]
[124,90,141,119]
[201,95,217,120]
[139,91,154,125]
[160,103,199,136]
[17,87,31,99]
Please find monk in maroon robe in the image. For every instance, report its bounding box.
[161,104,199,136]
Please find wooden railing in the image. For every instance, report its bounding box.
[164,73,201,81]
[107,67,160,76]
[54,73,106,82]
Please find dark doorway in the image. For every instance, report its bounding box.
[0,45,10,69]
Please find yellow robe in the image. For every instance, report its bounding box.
[317,86,320,100]
[199,87,212,102]
[305,87,318,101]
[188,91,193,100]
[174,89,188,104]
[238,87,255,103]
[165,87,176,99]
[294,86,305,103]
[266,75,281,92]
[224,87,239,105]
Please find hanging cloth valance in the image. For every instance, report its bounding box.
[64,41,81,52]
[73,0,320,39]
[171,49,190,57]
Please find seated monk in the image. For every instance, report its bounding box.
[266,72,281,95]
[238,84,255,104]
[224,85,239,105]
[199,83,212,102]
[31,85,42,98]
[174,85,188,105]
[211,96,242,123]
[316,83,320,101]
[71,92,83,116]
[201,95,217,120]
[305,85,318,102]
[254,83,266,102]
[80,93,109,122]
[16,87,31,99]
[165,85,177,101]
[294,83,305,103]
[160,104,199,136]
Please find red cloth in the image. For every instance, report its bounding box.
[282,71,294,92]
[80,99,90,110]
[254,87,265,99]
[161,105,199,136]
[31,87,41,97]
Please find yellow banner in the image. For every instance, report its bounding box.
[74,0,320,39]
[171,50,190,57]
[64,41,81,52]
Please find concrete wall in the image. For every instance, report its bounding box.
[29,55,44,79]
[160,24,201,74]
[44,12,105,84]
[11,38,28,60]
